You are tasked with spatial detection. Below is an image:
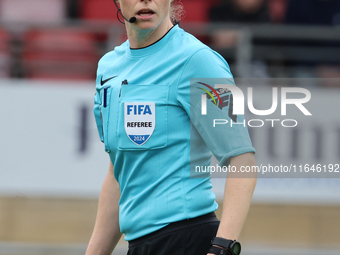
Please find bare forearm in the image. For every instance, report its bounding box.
[86,163,122,255]
[216,153,257,240]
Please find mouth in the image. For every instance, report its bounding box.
[136,9,155,17]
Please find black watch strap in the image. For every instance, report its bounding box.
[208,246,229,255]
[211,237,233,250]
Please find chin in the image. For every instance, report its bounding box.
[136,22,159,30]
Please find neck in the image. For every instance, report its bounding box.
[127,19,174,49]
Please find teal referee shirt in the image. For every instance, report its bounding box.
[94,25,255,241]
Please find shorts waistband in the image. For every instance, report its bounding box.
[128,212,219,247]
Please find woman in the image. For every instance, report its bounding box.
[86,1,257,255]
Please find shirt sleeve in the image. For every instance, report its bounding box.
[176,48,255,166]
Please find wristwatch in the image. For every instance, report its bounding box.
[210,237,241,255]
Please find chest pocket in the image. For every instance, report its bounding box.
[117,84,169,150]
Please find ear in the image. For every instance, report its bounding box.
[115,0,121,8]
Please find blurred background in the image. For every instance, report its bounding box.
[0,0,340,254]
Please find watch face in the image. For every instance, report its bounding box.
[231,241,241,255]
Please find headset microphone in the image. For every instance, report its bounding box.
[113,0,137,23]
[129,17,137,23]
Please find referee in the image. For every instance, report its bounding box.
[86,1,257,255]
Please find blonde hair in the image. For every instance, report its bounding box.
[171,0,185,23]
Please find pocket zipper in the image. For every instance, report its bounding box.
[119,80,128,97]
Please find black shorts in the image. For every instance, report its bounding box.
[127,212,220,255]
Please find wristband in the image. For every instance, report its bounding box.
[208,245,229,255]
[211,237,241,255]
